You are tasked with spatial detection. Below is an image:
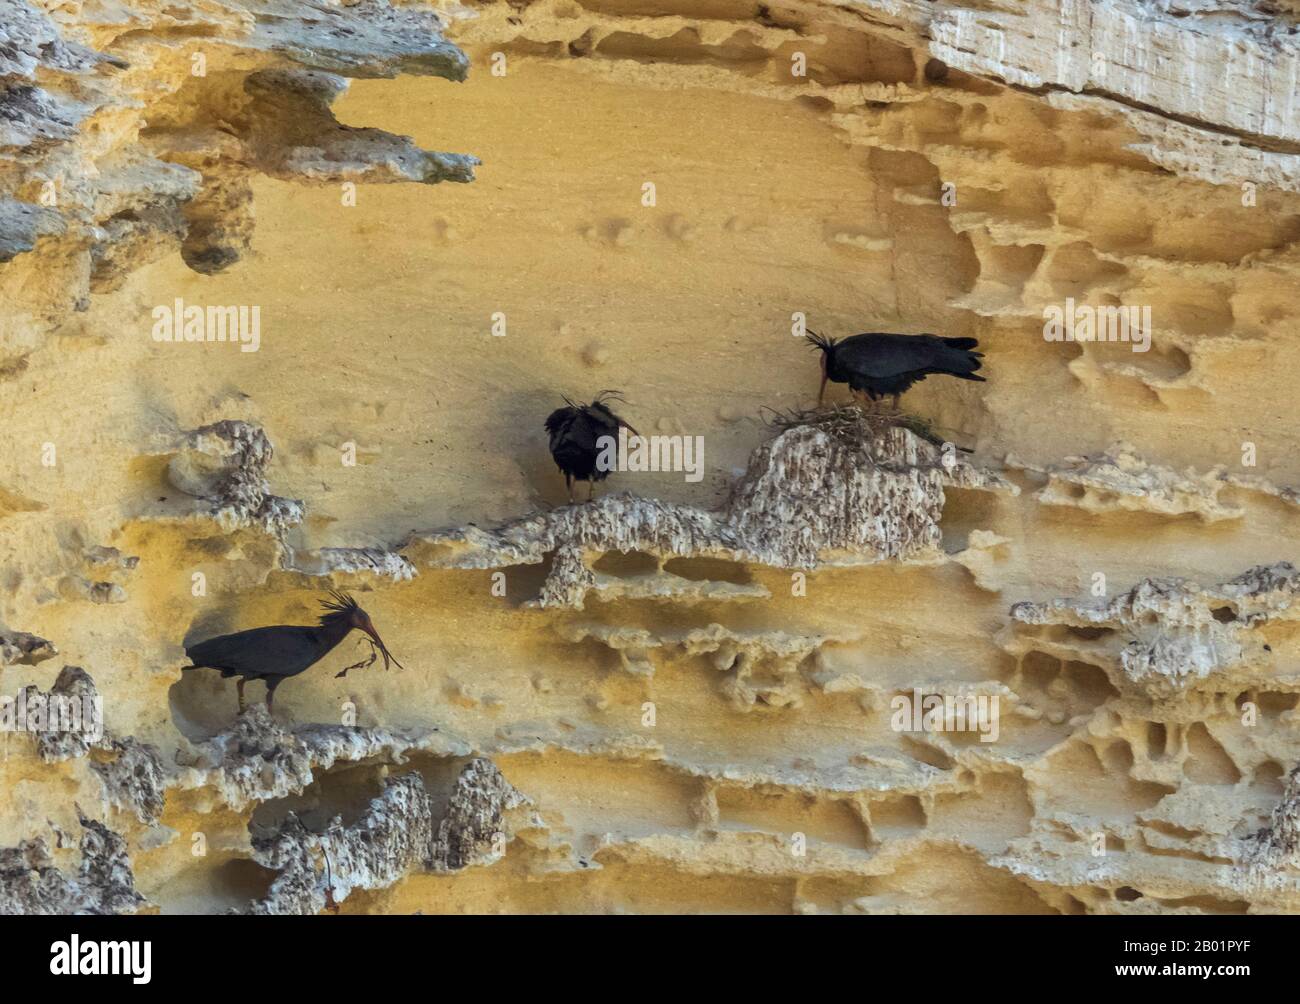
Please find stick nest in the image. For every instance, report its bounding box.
[761,404,955,455]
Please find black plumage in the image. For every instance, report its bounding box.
[183,591,403,715]
[807,331,985,408]
[544,391,637,502]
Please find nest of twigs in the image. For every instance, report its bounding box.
[760,403,960,456]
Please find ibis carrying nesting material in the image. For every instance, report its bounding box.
[806,331,985,410]
[183,591,404,716]
[544,391,639,502]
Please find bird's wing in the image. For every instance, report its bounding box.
[564,411,609,452]
[838,333,951,378]
[584,402,628,438]
[185,625,319,677]
[544,407,578,449]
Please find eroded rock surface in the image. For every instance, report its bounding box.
[248,757,529,914]
[0,814,148,915]
[1009,562,1300,691]
[408,415,1015,607]
[164,421,305,535]
[3,0,1300,916]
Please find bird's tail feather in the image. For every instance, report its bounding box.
[942,336,980,350]
[939,346,983,379]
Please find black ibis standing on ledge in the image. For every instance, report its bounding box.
[544,391,639,503]
[183,591,404,716]
[806,330,985,409]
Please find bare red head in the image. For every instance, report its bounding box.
[320,591,405,670]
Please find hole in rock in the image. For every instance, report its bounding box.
[1156,896,1249,915]
[1182,723,1242,785]
[901,734,955,770]
[1100,740,1134,773]
[206,857,279,910]
[592,550,662,577]
[499,557,555,605]
[595,27,769,70]
[1147,722,1168,760]
[1255,691,1300,716]
[661,556,753,585]
[1021,650,1060,693]
[868,794,927,839]
[1252,760,1286,797]
[250,761,388,833]
[716,788,868,849]
[1061,660,1120,707]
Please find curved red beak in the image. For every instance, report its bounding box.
[363,622,405,671]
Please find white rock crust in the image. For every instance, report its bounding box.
[1017,441,1300,521]
[0,813,148,915]
[163,420,305,535]
[173,705,470,812]
[247,757,531,914]
[408,416,1016,606]
[1011,562,1300,690]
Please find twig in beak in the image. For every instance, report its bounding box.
[335,637,378,678]
[335,635,406,677]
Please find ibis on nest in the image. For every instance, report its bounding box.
[806,330,985,410]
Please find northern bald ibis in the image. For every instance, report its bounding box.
[544,391,638,502]
[183,591,403,715]
[807,331,984,409]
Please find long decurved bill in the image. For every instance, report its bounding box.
[364,625,405,671]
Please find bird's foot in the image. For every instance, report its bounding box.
[848,391,874,414]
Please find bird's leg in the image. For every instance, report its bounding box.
[265,680,278,716]
[890,393,901,414]
[588,480,595,501]
[237,678,246,714]
[565,474,574,504]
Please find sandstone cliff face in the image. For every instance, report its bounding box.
[2,0,1299,914]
